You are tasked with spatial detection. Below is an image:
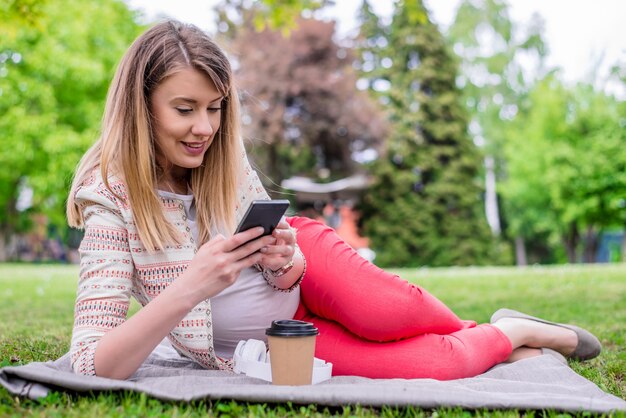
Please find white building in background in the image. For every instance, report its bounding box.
[281,174,375,262]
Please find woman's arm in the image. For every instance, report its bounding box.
[72,187,274,380]
[91,277,195,379]
[70,188,138,376]
[92,228,274,380]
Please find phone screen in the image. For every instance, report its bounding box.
[235,200,290,236]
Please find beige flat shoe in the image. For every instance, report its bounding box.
[490,308,601,361]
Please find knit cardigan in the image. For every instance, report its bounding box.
[69,153,269,376]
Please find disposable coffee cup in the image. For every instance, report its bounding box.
[265,319,319,385]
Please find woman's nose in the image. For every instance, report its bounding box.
[191,114,214,137]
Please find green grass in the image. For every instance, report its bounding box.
[1,262,625,416]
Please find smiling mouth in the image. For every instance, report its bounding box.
[181,141,208,155]
[182,142,204,148]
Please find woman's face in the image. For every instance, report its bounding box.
[150,67,223,180]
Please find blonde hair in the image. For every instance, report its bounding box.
[67,20,242,250]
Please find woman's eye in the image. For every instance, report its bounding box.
[208,107,221,114]
[176,107,192,115]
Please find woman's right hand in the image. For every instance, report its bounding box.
[90,226,274,380]
[177,226,276,306]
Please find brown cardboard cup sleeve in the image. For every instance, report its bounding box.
[265,320,319,385]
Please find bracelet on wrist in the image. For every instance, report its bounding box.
[266,259,294,277]
[262,247,306,293]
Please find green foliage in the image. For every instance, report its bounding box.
[502,77,626,262]
[358,0,496,267]
[445,0,548,265]
[1,0,49,27]
[0,0,143,248]
[213,0,325,38]
[253,0,324,34]
[447,0,548,157]
[444,0,626,264]
[1,263,625,414]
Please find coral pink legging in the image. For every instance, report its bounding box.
[287,216,512,380]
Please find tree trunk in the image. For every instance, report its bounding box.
[623,224,626,262]
[0,226,18,262]
[1,191,20,261]
[484,156,501,235]
[582,225,600,263]
[515,236,527,266]
[562,222,580,263]
[0,230,7,262]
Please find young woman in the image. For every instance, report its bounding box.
[66,20,600,381]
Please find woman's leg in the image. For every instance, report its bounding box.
[288,216,473,342]
[293,304,511,380]
[287,217,587,378]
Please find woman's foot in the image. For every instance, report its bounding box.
[490,308,601,361]
[493,316,578,356]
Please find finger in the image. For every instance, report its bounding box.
[234,249,265,270]
[224,227,266,252]
[274,220,290,230]
[260,243,294,257]
[272,227,296,244]
[272,222,290,235]
[197,234,226,252]
[231,234,276,260]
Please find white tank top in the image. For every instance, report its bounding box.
[158,190,300,358]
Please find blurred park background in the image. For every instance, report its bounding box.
[1,0,625,268]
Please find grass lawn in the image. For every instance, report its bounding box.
[1,262,625,416]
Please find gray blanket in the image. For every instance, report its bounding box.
[1,343,624,413]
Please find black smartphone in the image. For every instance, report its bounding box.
[235,200,290,237]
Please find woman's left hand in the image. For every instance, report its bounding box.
[259,220,296,271]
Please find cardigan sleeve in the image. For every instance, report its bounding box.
[69,185,135,376]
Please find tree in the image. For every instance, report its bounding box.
[358,0,496,267]
[0,0,142,259]
[221,0,326,34]
[353,0,388,95]
[446,0,547,263]
[1,0,47,25]
[227,16,386,184]
[447,0,548,162]
[502,77,626,263]
[609,60,626,259]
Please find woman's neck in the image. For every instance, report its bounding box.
[156,157,190,194]
[159,174,190,195]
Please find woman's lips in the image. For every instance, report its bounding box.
[181,141,207,155]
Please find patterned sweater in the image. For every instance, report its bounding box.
[70,153,269,376]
